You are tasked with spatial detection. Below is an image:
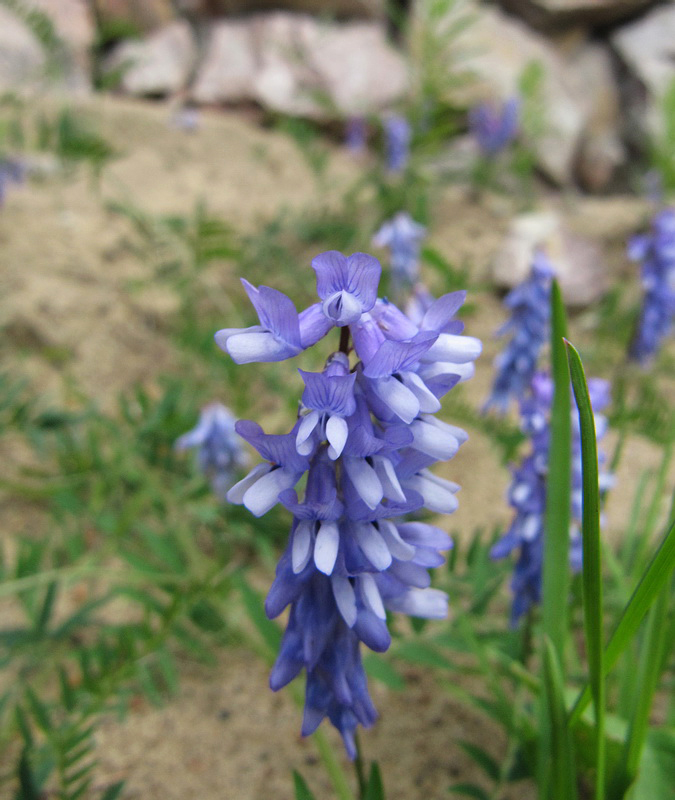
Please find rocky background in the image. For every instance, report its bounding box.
[1,0,674,193]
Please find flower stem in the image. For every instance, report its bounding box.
[311,724,358,800]
[353,732,367,798]
[339,325,350,355]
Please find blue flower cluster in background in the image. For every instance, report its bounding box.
[628,207,675,364]
[484,251,555,414]
[469,97,520,158]
[345,115,367,156]
[491,372,613,624]
[0,158,24,207]
[175,402,248,499]
[372,211,426,298]
[383,114,411,173]
[217,251,481,756]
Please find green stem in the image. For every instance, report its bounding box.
[354,732,367,798]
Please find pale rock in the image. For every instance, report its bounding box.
[0,6,46,92]
[419,3,586,185]
[497,0,658,31]
[24,0,95,91]
[191,21,256,104]
[492,210,609,307]
[562,42,625,192]
[611,4,675,140]
[106,21,197,97]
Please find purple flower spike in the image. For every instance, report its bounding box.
[372,212,426,294]
[491,371,614,623]
[628,207,675,364]
[383,113,411,173]
[312,251,382,327]
[484,251,554,414]
[215,248,480,755]
[215,279,304,364]
[469,96,520,157]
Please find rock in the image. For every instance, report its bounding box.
[562,42,625,192]
[24,0,95,91]
[306,21,408,115]
[105,21,197,97]
[191,20,257,104]
[0,6,46,92]
[610,4,675,140]
[491,210,609,307]
[415,2,587,185]
[496,0,658,31]
[191,12,407,117]
[92,0,175,34]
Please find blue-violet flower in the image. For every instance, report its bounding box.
[218,250,481,755]
[469,97,520,157]
[372,212,427,298]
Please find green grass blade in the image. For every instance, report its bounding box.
[542,279,572,663]
[565,340,606,799]
[609,584,671,799]
[569,517,675,726]
[542,636,578,800]
[293,770,318,800]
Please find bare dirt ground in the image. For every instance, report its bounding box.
[1,96,672,800]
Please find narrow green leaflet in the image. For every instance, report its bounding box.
[542,637,578,800]
[542,280,572,663]
[293,770,318,800]
[364,762,386,800]
[236,573,282,655]
[569,517,675,726]
[565,339,606,799]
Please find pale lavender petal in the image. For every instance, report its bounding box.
[358,574,386,619]
[410,419,460,461]
[226,462,270,504]
[403,471,459,514]
[343,457,383,509]
[296,410,320,454]
[331,574,357,627]
[355,522,392,570]
[241,280,301,347]
[385,588,448,618]
[314,521,339,575]
[372,376,420,424]
[312,250,349,298]
[420,333,482,364]
[292,520,313,573]
[372,455,406,502]
[225,331,300,364]
[378,519,415,561]
[363,334,437,379]
[243,468,296,516]
[326,415,349,459]
[399,371,441,413]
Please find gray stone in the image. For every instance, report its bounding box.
[191,12,407,118]
[0,6,46,92]
[424,2,585,184]
[491,210,609,307]
[105,21,197,97]
[562,42,625,192]
[611,4,675,140]
[191,20,256,104]
[24,0,95,92]
[497,0,658,31]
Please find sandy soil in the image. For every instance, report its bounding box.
[1,96,672,800]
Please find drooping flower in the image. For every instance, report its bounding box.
[175,402,248,498]
[372,212,427,298]
[484,251,555,414]
[491,372,613,624]
[469,97,520,157]
[219,249,481,755]
[628,207,675,364]
[383,114,411,173]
